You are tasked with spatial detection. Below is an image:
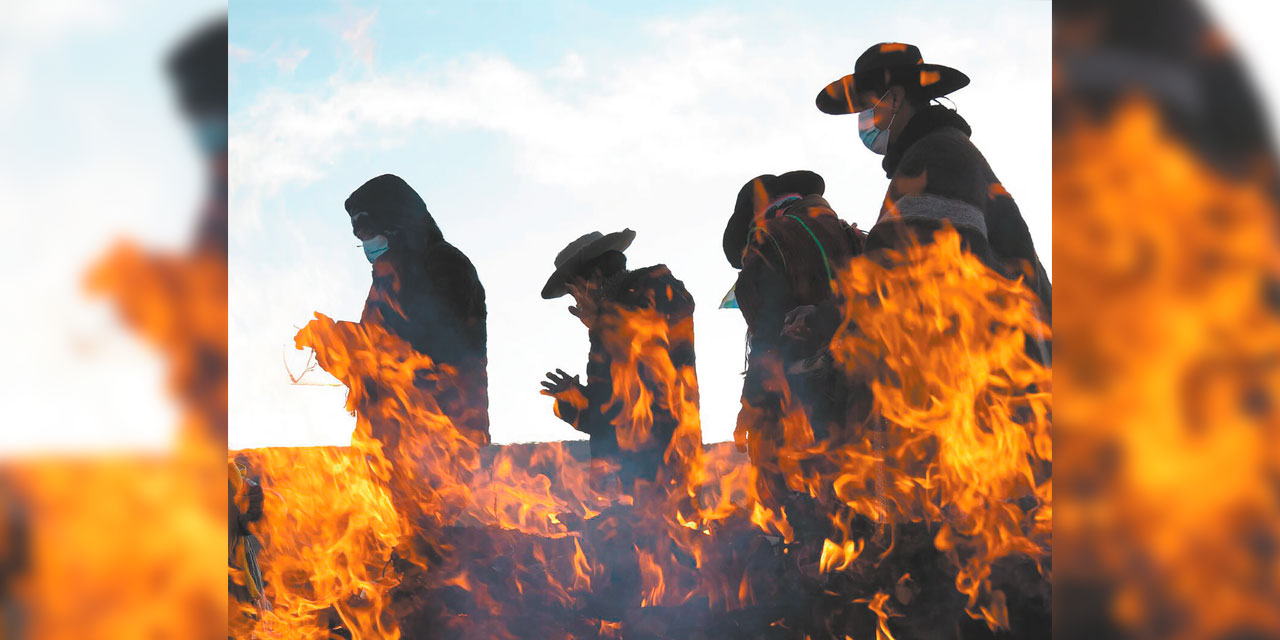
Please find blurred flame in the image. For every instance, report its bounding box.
[1055,98,1280,639]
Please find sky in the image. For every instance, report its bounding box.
[228,1,1053,450]
[0,0,220,455]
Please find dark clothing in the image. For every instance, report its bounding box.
[361,235,489,445]
[871,105,1053,322]
[552,265,698,487]
[735,195,863,365]
[732,196,865,495]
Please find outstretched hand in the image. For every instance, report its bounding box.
[540,369,582,397]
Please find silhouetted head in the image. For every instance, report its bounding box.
[344,174,444,260]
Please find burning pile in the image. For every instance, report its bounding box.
[232,228,1051,639]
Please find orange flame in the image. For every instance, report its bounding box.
[1055,98,1280,638]
[237,219,1051,635]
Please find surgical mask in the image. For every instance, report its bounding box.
[362,234,390,263]
[193,116,227,155]
[857,91,896,155]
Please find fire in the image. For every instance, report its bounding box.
[819,537,864,574]
[237,218,1051,635]
[1055,98,1280,638]
[824,226,1052,628]
[0,239,229,639]
[85,242,229,445]
[5,449,227,640]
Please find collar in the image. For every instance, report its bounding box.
[881,105,973,177]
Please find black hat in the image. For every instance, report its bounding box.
[723,171,825,269]
[541,229,637,299]
[816,42,969,115]
[345,174,443,247]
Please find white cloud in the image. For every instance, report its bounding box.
[341,8,377,69]
[275,47,310,77]
[550,52,586,80]
[229,43,255,63]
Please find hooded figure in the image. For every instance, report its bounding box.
[346,174,489,446]
[722,171,867,504]
[816,42,1052,332]
[166,17,227,257]
[540,230,699,490]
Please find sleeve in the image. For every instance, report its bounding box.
[554,335,614,436]
[735,237,798,408]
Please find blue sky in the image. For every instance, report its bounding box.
[228,1,1052,449]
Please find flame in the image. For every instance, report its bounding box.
[1055,98,1280,638]
[239,215,1052,635]
[819,537,864,574]
[864,591,899,640]
[0,240,229,639]
[824,226,1052,628]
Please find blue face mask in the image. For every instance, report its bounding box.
[193,116,227,155]
[857,91,896,155]
[362,234,390,263]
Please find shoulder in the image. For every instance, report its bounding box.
[620,265,692,309]
[422,242,481,279]
[898,127,983,173]
[626,264,683,290]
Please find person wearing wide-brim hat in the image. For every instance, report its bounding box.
[721,170,867,505]
[539,230,700,490]
[816,42,1052,327]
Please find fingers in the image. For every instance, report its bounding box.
[555,369,569,377]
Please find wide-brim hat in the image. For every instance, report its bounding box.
[816,42,969,115]
[723,170,825,269]
[541,228,637,299]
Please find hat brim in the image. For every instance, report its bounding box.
[723,170,825,269]
[815,63,970,115]
[540,229,637,299]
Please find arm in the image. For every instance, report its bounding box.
[542,333,614,435]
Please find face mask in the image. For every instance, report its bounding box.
[857,91,896,155]
[362,234,390,263]
[193,116,227,155]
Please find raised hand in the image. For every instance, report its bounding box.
[540,368,582,397]
[565,282,599,329]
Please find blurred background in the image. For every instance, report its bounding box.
[0,0,1277,637]
[0,1,226,638]
[1054,0,1280,638]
